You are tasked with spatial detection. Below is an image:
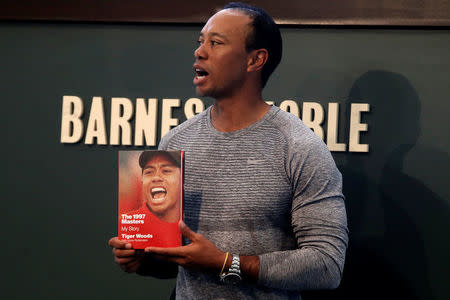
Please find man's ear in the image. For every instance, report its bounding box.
[247,49,268,72]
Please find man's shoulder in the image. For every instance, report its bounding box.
[267,106,324,150]
[159,107,209,150]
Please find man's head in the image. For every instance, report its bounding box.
[139,151,181,222]
[193,2,282,98]
[223,2,282,88]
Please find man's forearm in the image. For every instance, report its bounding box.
[258,247,344,290]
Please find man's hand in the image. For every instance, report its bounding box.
[144,221,227,273]
[108,237,144,273]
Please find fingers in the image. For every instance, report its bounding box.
[119,258,141,273]
[124,260,141,273]
[109,237,132,249]
[110,237,135,259]
[179,221,198,241]
[144,246,184,257]
[115,256,136,265]
[115,253,138,273]
[148,252,185,266]
[114,249,143,273]
[109,237,143,274]
[114,248,135,258]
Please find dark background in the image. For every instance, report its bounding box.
[2,1,450,299]
[1,0,449,25]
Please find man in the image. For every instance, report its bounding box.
[120,151,182,248]
[109,2,348,299]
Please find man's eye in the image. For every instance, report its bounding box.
[197,40,203,45]
[211,40,219,45]
[144,171,153,176]
[162,169,173,174]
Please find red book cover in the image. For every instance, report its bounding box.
[118,150,184,249]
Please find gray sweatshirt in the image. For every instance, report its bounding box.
[157,105,348,299]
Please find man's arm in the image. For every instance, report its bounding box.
[146,194,346,289]
[144,223,260,282]
[258,195,348,290]
[256,139,348,290]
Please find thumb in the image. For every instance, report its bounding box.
[179,220,197,241]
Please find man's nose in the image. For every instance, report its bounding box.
[151,172,163,182]
[194,43,208,60]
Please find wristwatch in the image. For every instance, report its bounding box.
[220,254,242,284]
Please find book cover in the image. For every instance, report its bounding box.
[118,150,184,249]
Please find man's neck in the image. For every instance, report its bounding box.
[211,94,270,132]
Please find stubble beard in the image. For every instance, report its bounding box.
[196,78,243,100]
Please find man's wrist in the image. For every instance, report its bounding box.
[219,252,230,276]
[217,252,259,283]
[239,255,260,283]
[220,253,242,284]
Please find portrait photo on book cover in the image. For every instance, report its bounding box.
[118,150,184,248]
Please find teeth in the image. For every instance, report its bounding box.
[195,68,208,76]
[151,187,166,198]
[152,187,166,193]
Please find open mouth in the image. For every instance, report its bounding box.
[151,187,167,203]
[195,68,209,78]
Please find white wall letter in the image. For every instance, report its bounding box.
[60,95,84,143]
[85,97,107,145]
[349,103,370,152]
[134,98,158,146]
[279,100,300,118]
[161,98,180,138]
[110,97,133,145]
[326,102,346,152]
[184,98,204,119]
[302,102,324,140]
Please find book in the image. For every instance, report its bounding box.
[118,150,184,249]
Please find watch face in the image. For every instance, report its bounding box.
[222,272,242,285]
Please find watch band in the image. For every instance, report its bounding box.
[220,254,242,284]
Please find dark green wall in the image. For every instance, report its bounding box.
[2,22,449,299]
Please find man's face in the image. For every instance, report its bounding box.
[193,9,252,98]
[142,154,181,222]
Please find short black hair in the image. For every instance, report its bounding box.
[223,2,282,88]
